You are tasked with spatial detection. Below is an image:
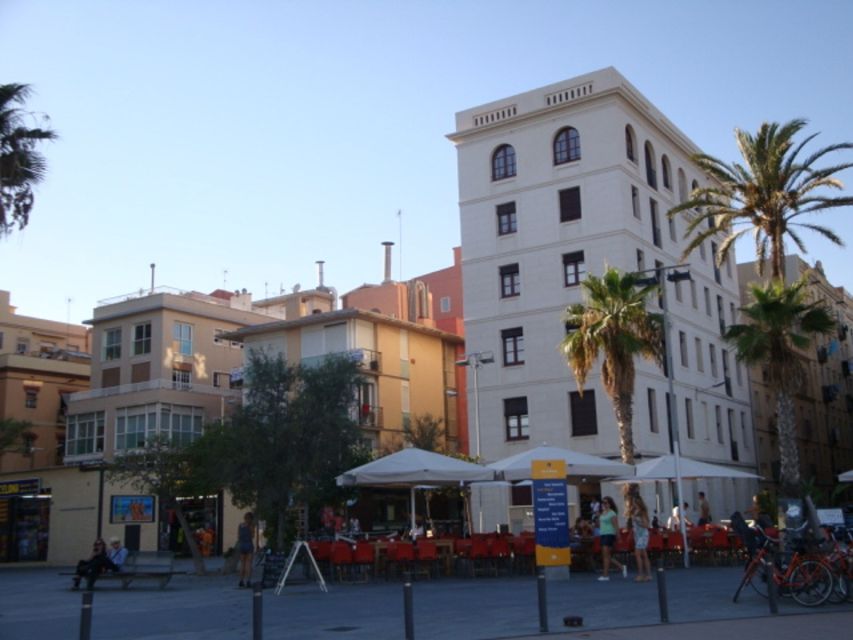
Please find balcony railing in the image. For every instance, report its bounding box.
[301,348,382,373]
[69,379,242,402]
[351,404,384,429]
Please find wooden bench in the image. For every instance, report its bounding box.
[63,551,183,590]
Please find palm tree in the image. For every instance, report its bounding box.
[668,119,853,279]
[725,277,834,496]
[560,267,663,473]
[0,83,57,236]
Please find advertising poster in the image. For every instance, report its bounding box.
[532,459,570,567]
[110,495,155,523]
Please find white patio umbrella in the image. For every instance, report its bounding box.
[609,454,762,482]
[487,443,632,482]
[336,447,495,533]
[839,469,853,483]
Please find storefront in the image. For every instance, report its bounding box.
[160,494,222,557]
[0,478,51,563]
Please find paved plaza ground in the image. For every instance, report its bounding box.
[1,560,851,639]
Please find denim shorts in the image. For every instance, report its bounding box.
[600,534,616,548]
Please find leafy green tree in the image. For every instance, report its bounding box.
[403,413,446,452]
[0,83,57,235]
[0,418,32,453]
[667,119,853,280]
[560,267,663,483]
[107,435,214,575]
[192,351,366,549]
[724,278,834,495]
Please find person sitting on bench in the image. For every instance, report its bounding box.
[72,538,119,590]
[107,536,129,570]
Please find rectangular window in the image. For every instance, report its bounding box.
[685,398,695,439]
[717,295,725,335]
[501,327,524,366]
[562,251,585,287]
[655,260,664,309]
[631,185,640,219]
[690,280,698,309]
[497,201,517,235]
[668,215,677,242]
[16,338,29,354]
[133,322,152,356]
[679,331,688,367]
[647,388,659,433]
[730,302,737,326]
[650,199,661,247]
[504,396,529,441]
[741,411,750,450]
[213,371,232,388]
[559,187,582,222]
[711,242,721,284]
[114,405,156,451]
[499,263,520,298]
[695,337,704,372]
[704,287,711,316]
[66,412,105,456]
[161,404,205,447]
[675,280,683,303]
[701,401,710,440]
[173,322,193,356]
[636,249,645,273]
[709,344,718,378]
[103,328,121,360]
[715,405,723,443]
[570,390,598,436]
[440,296,451,313]
[728,408,738,460]
[172,367,191,390]
[736,359,743,386]
[25,388,38,409]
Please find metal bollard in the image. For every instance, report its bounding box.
[403,571,414,640]
[536,566,548,632]
[252,582,263,640]
[763,557,778,614]
[79,590,93,640]
[656,563,669,623]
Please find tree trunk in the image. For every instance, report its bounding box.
[612,392,639,501]
[776,391,801,497]
[174,502,207,576]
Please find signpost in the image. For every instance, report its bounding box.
[532,460,570,568]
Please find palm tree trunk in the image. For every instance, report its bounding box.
[776,391,801,496]
[174,502,207,576]
[612,393,640,501]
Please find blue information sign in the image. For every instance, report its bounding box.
[532,460,570,566]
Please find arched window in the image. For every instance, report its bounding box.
[492,144,517,181]
[661,155,671,190]
[644,141,657,189]
[625,125,636,162]
[554,127,581,165]
[677,168,687,203]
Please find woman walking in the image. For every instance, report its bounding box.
[597,496,627,581]
[237,512,255,588]
[629,494,652,582]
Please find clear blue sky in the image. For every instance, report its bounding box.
[2,0,852,324]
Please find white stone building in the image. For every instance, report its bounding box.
[449,67,757,528]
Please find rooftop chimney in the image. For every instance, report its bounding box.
[382,241,394,284]
[316,260,326,289]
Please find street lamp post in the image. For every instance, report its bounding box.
[635,264,692,568]
[456,351,495,459]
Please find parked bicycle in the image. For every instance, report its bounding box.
[732,521,834,607]
[821,525,853,604]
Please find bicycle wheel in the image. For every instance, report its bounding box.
[748,561,770,599]
[789,560,833,607]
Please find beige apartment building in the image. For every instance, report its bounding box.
[0,290,91,563]
[738,256,853,496]
[36,286,290,565]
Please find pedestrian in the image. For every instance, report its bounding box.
[237,512,255,588]
[597,496,627,581]
[697,491,712,526]
[72,538,118,590]
[107,536,129,570]
[628,495,652,582]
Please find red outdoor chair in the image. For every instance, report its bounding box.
[386,541,415,580]
[329,541,354,582]
[469,537,491,577]
[647,529,664,565]
[352,541,375,581]
[489,537,512,576]
[414,540,439,579]
[308,540,332,577]
[615,529,634,567]
[453,538,472,576]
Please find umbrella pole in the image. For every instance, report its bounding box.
[410,487,416,536]
[674,442,690,569]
